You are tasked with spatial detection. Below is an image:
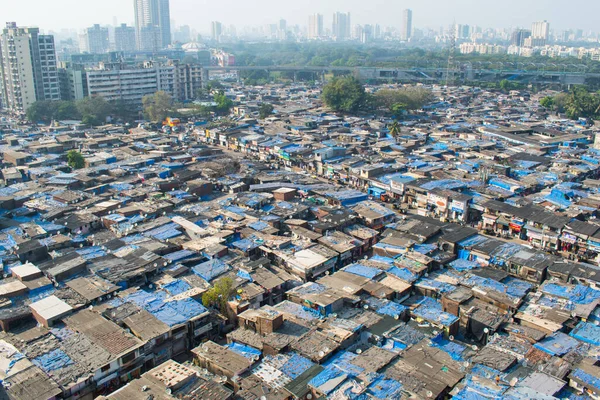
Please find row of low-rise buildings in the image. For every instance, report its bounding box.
[0,82,598,399]
[462,41,600,61]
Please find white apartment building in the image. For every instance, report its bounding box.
[85,61,202,107]
[0,22,60,112]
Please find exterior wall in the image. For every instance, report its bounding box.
[0,24,60,111]
[86,67,161,105]
[0,32,36,111]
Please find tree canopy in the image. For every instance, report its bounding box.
[26,101,79,123]
[374,87,434,117]
[67,150,85,170]
[259,103,274,119]
[322,76,367,113]
[564,87,600,120]
[77,96,113,126]
[213,91,234,115]
[142,91,173,122]
[201,277,235,314]
[26,96,136,125]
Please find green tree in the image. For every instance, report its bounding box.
[374,87,434,113]
[259,103,274,119]
[322,76,366,113]
[110,99,138,122]
[66,150,85,170]
[213,91,234,115]
[565,87,600,120]
[201,277,235,314]
[55,101,80,120]
[391,103,408,119]
[540,96,554,109]
[26,100,80,123]
[499,79,511,92]
[206,80,223,91]
[77,96,112,126]
[554,93,569,113]
[142,91,173,122]
[26,101,57,123]
[389,121,401,141]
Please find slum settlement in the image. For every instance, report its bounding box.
[0,84,599,400]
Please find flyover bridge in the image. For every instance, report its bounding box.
[202,64,599,86]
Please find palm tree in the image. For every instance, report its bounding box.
[389,121,401,142]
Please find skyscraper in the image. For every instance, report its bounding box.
[134,0,171,51]
[308,14,324,39]
[83,24,109,54]
[332,12,351,41]
[0,22,60,112]
[511,29,531,47]
[455,24,470,40]
[401,9,412,41]
[211,21,223,42]
[531,20,550,46]
[115,24,137,52]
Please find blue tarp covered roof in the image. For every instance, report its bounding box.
[191,259,230,282]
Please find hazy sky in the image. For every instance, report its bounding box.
[7,0,600,34]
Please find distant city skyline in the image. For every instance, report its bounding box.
[7,0,600,34]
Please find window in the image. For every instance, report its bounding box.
[101,364,110,372]
[120,352,135,365]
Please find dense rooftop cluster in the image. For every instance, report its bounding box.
[0,83,599,399]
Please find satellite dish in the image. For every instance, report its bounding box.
[483,328,489,334]
[472,345,478,351]
[356,349,362,354]
[427,391,433,398]
[363,305,369,310]
[449,335,454,341]
[394,315,400,320]
[509,377,518,387]
[318,351,325,357]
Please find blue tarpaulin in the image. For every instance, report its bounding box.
[368,376,403,399]
[386,266,418,283]
[449,258,478,272]
[161,279,192,296]
[541,282,600,305]
[343,264,382,279]
[413,297,459,327]
[33,349,74,372]
[191,259,230,282]
[280,353,314,379]
[569,321,600,346]
[226,342,261,360]
[534,332,580,356]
